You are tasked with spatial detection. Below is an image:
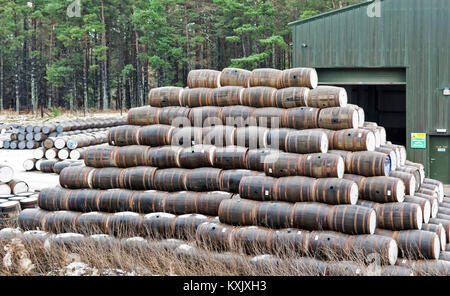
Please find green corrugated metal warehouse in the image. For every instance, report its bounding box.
[290,0,450,183]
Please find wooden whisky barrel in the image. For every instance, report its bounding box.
[57,148,70,160]
[326,205,377,235]
[187,69,221,88]
[44,211,81,233]
[202,126,235,147]
[299,153,345,178]
[108,125,140,146]
[170,127,203,147]
[329,150,353,172]
[376,229,440,260]
[153,168,189,192]
[274,87,309,108]
[264,128,293,151]
[127,106,160,126]
[147,146,182,169]
[420,183,442,202]
[107,212,144,237]
[376,147,399,171]
[18,208,51,231]
[210,86,243,106]
[279,67,318,89]
[415,193,439,218]
[44,148,58,160]
[333,129,376,152]
[76,212,111,235]
[218,198,258,226]
[148,86,183,107]
[219,169,262,193]
[188,106,223,127]
[252,108,285,128]
[429,219,450,241]
[178,145,215,168]
[264,152,303,177]
[390,171,416,196]
[249,68,282,88]
[23,158,37,171]
[20,197,38,210]
[234,127,268,149]
[254,201,293,229]
[120,167,157,190]
[241,87,277,108]
[403,162,425,184]
[285,130,329,154]
[318,107,359,130]
[423,178,444,201]
[314,178,358,205]
[245,149,281,172]
[281,107,320,130]
[375,202,423,230]
[359,176,405,203]
[396,166,422,190]
[213,146,248,169]
[272,176,317,203]
[421,223,447,251]
[33,147,46,159]
[129,190,167,214]
[83,146,117,168]
[138,124,175,147]
[397,259,450,276]
[65,189,101,212]
[91,167,124,190]
[348,151,391,177]
[39,160,59,173]
[220,105,256,128]
[179,88,213,108]
[238,176,277,202]
[196,192,233,216]
[220,68,251,88]
[290,203,330,231]
[114,146,149,168]
[306,86,348,109]
[195,222,235,251]
[38,187,69,211]
[403,196,431,224]
[348,104,365,127]
[158,106,191,126]
[185,168,222,192]
[7,180,29,195]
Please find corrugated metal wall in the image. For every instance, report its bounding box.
[291,0,450,172]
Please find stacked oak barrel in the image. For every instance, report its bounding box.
[16,67,450,275]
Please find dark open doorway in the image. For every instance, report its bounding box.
[341,85,407,146]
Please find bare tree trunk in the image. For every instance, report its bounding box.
[100,0,108,110]
[48,23,55,109]
[15,54,20,113]
[0,54,3,111]
[83,32,89,113]
[134,28,143,106]
[31,16,38,113]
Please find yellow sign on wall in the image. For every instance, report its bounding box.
[411,133,426,149]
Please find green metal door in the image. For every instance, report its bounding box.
[429,136,450,184]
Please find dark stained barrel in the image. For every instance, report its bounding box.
[429,218,450,241]
[376,229,440,260]
[238,176,277,202]
[39,160,59,173]
[420,183,442,201]
[220,105,256,128]
[185,168,222,192]
[348,151,391,177]
[264,128,293,150]
[127,106,160,126]
[18,208,52,230]
[83,146,117,168]
[147,146,182,168]
[291,202,330,231]
[77,212,111,235]
[423,178,444,200]
[129,190,167,214]
[241,87,277,108]
[0,201,22,226]
[65,189,101,212]
[375,202,423,230]
[158,106,191,126]
[172,214,213,240]
[38,188,69,211]
[108,125,140,146]
[59,166,95,189]
[90,167,124,190]
[328,150,353,172]
[153,168,189,192]
[44,211,81,233]
[213,146,248,169]
[108,212,144,237]
[219,169,262,193]
[264,152,303,177]
[148,86,183,107]
[332,129,376,152]
[164,192,232,216]
[187,69,221,88]
[403,196,431,224]
[178,145,215,168]
[138,124,175,147]
[421,223,447,251]
[170,127,203,147]
[19,197,38,210]
[143,212,177,239]
[120,167,157,190]
[396,166,422,189]
[195,222,235,251]
[306,86,347,109]
[415,193,439,218]
[210,86,243,106]
[234,127,268,149]
[359,176,405,203]
[299,153,345,178]
[281,107,320,130]
[179,88,213,107]
[252,108,285,128]
[326,205,377,235]
[314,178,358,205]
[249,68,282,88]
[218,198,258,226]
[220,68,251,88]
[245,149,281,171]
[390,171,416,196]
[254,201,293,229]
[202,126,235,147]
[274,87,309,108]
[279,67,318,89]
[188,106,223,127]
[285,130,329,154]
[318,107,359,130]
[114,146,150,168]
[53,161,83,175]
[273,176,317,203]
[397,259,450,276]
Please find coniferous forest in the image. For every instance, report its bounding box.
[0,0,359,112]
